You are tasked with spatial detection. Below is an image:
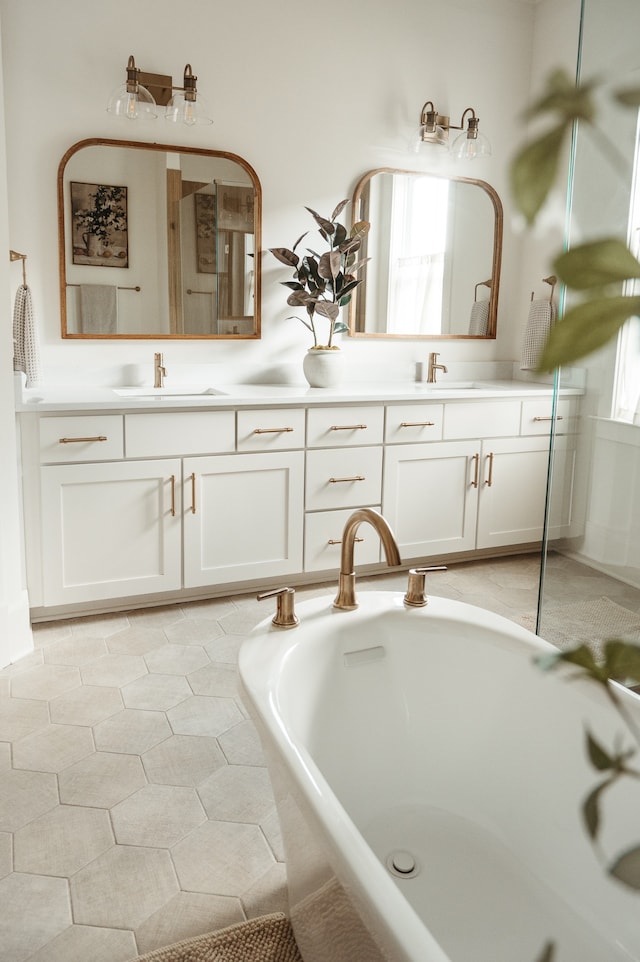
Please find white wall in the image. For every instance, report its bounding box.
[0,0,546,387]
[0,0,583,661]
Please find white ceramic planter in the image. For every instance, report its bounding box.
[303,349,344,388]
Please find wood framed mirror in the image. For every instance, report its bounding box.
[58,138,262,339]
[349,168,502,339]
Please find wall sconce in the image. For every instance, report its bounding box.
[418,101,491,160]
[107,55,213,126]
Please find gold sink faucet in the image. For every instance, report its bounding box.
[334,508,402,610]
[154,352,167,388]
[427,352,448,383]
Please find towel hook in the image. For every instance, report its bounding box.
[530,274,557,303]
[9,249,27,287]
[474,278,492,302]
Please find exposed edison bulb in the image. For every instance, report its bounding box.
[107,82,157,122]
[165,92,213,126]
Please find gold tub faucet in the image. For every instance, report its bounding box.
[333,508,402,610]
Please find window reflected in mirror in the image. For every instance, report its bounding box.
[349,168,502,340]
[58,139,262,339]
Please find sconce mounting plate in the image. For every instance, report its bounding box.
[138,70,173,106]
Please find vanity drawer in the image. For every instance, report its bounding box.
[125,411,235,457]
[520,398,576,436]
[385,403,444,443]
[443,400,521,440]
[237,408,305,451]
[304,506,381,572]
[306,446,382,510]
[306,405,384,447]
[39,415,124,463]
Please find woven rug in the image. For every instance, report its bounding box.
[130,913,303,962]
[518,596,640,657]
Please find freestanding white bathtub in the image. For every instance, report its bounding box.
[238,591,640,962]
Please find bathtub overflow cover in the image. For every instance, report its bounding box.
[387,850,419,879]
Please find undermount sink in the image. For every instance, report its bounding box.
[417,381,477,390]
[114,387,227,399]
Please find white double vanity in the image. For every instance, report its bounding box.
[16,379,580,621]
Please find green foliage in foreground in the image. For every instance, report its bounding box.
[510,69,640,371]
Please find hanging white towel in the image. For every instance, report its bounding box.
[79,284,118,334]
[469,299,490,335]
[520,298,557,370]
[13,284,42,388]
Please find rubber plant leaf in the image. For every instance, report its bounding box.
[524,68,596,125]
[553,238,640,290]
[582,777,615,840]
[313,301,340,322]
[270,247,299,269]
[330,199,349,221]
[318,250,341,281]
[534,941,556,962]
[585,730,618,772]
[305,207,335,236]
[537,294,640,371]
[511,123,568,225]
[609,845,640,890]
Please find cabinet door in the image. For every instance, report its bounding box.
[476,437,551,548]
[41,460,182,605]
[183,452,304,587]
[383,441,478,558]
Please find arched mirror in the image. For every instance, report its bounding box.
[349,168,502,339]
[58,138,261,338]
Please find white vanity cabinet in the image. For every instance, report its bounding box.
[383,398,577,559]
[20,387,579,618]
[183,451,304,587]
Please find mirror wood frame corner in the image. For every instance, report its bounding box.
[348,167,503,340]
[57,138,262,339]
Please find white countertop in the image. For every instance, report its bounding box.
[16,379,580,413]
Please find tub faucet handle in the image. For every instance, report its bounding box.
[403,566,447,607]
[257,586,299,629]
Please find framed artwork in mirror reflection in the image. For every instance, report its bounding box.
[71,181,129,268]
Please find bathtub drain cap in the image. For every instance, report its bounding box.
[387,850,418,878]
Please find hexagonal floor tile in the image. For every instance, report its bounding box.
[106,626,168,657]
[241,862,289,919]
[203,634,243,665]
[0,696,49,742]
[180,597,237,621]
[12,724,94,773]
[80,653,148,688]
[42,634,108,667]
[187,663,239,698]
[121,673,191,711]
[198,766,275,823]
[93,709,171,754]
[0,770,58,832]
[71,845,178,929]
[0,872,71,961]
[142,734,226,787]
[24,923,137,962]
[58,751,146,808]
[134,891,245,956]
[164,619,225,646]
[10,664,80,701]
[167,695,243,738]
[218,719,266,767]
[14,805,113,876]
[70,612,130,637]
[128,605,185,629]
[50,685,123,727]
[171,820,274,895]
[145,644,210,676]
[111,784,205,847]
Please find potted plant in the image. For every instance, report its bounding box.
[270,199,370,386]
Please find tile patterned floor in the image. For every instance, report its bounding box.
[1,552,639,961]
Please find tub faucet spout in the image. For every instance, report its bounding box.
[333,508,402,610]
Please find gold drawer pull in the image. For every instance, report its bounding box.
[485,452,494,487]
[328,476,365,484]
[252,427,294,434]
[170,475,176,517]
[399,421,436,428]
[330,424,367,431]
[190,472,196,514]
[59,435,107,444]
[471,453,480,488]
[328,537,364,545]
[533,415,564,422]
